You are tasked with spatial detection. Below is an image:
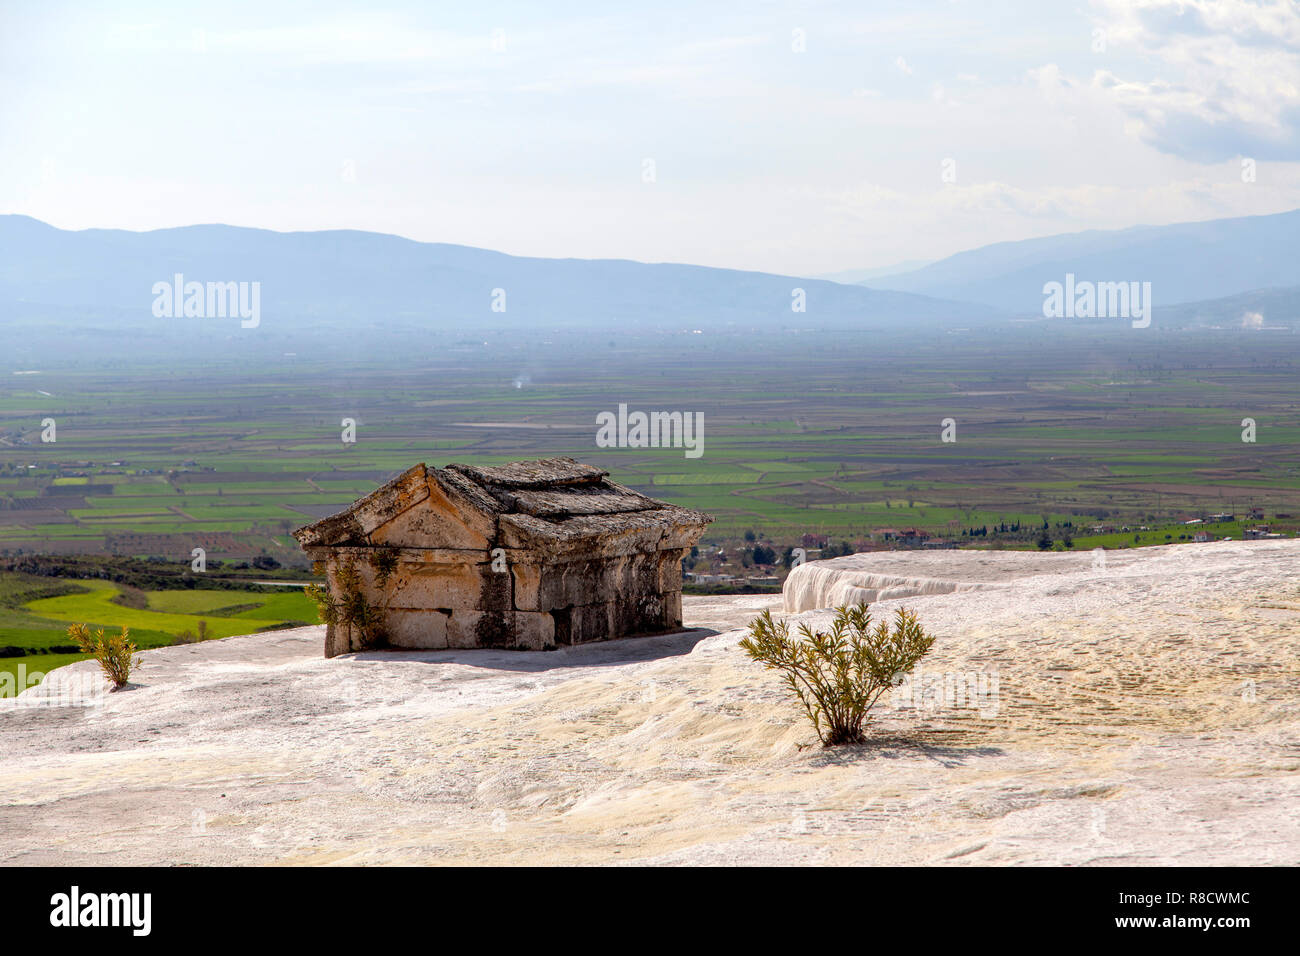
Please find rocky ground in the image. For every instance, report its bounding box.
[2,539,1297,865]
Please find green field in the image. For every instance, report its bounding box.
[1,324,1297,601]
[0,571,317,694]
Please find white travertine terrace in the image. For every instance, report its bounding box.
[782,548,1133,612]
[3,540,1297,866]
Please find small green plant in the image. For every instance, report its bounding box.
[369,546,399,583]
[306,548,399,650]
[68,623,141,689]
[739,603,935,747]
[173,619,209,645]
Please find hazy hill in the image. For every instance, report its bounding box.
[0,216,993,337]
[865,208,1300,314]
[1154,284,1300,330]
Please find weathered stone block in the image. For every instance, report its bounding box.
[386,608,450,649]
[553,602,616,645]
[612,590,665,636]
[446,609,492,649]
[445,609,554,650]
[385,561,485,610]
[324,622,353,658]
[511,561,543,611]
[513,611,555,651]
[662,589,683,628]
[657,549,686,593]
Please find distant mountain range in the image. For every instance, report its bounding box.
[4,210,1298,351]
[862,208,1300,316]
[0,215,992,335]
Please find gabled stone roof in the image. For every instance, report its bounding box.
[293,457,711,553]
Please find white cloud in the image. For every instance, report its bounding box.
[1089,0,1300,160]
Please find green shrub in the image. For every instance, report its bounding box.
[172,619,209,645]
[68,623,141,689]
[305,549,399,650]
[739,603,935,746]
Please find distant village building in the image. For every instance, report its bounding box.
[294,458,712,657]
[1193,530,1214,543]
[685,572,733,586]
[872,527,930,547]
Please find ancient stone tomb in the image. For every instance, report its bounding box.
[293,458,712,656]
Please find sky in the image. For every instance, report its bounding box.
[2,0,1299,276]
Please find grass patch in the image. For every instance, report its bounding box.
[0,577,320,693]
